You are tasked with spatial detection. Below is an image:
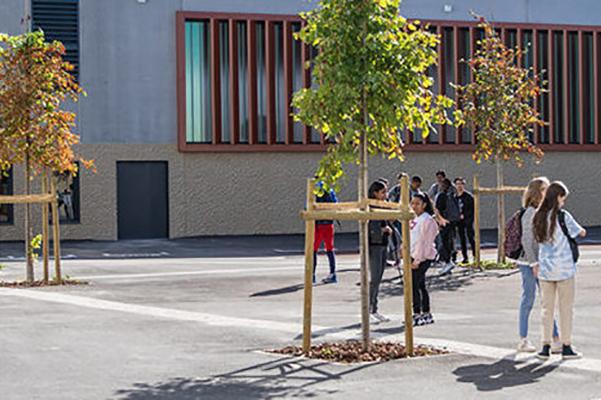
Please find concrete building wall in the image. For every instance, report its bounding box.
[1,146,598,241]
[2,1,601,242]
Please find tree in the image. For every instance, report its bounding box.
[456,17,544,263]
[0,30,91,282]
[293,0,458,349]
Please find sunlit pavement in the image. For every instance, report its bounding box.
[1,246,600,399]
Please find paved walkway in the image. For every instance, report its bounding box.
[1,247,600,399]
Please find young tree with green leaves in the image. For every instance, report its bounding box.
[0,30,90,282]
[293,0,458,349]
[456,17,544,263]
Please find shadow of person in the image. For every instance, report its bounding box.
[452,354,559,392]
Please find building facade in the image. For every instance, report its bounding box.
[2,0,601,241]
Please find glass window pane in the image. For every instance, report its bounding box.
[292,22,304,143]
[568,31,579,143]
[583,32,594,143]
[443,27,455,143]
[219,21,231,143]
[54,168,80,224]
[0,169,13,225]
[427,26,439,143]
[237,22,249,143]
[185,21,212,143]
[459,28,471,143]
[537,30,550,143]
[310,46,321,143]
[256,22,267,143]
[553,31,564,144]
[274,22,286,143]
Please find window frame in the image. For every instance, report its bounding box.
[176,12,601,152]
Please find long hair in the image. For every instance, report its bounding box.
[368,180,387,199]
[413,192,434,215]
[533,181,569,243]
[522,177,550,208]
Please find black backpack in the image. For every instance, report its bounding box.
[445,193,461,222]
[558,210,580,263]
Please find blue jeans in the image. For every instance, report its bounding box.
[519,264,559,339]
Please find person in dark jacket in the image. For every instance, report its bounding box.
[314,181,338,284]
[368,180,395,323]
[435,178,460,274]
[454,177,476,264]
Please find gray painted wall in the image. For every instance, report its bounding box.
[2,0,601,144]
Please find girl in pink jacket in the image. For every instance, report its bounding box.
[410,193,439,326]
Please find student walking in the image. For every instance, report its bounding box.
[313,182,338,284]
[435,178,461,274]
[515,177,561,353]
[454,177,476,264]
[368,180,395,323]
[533,181,586,360]
[428,170,455,199]
[410,193,439,326]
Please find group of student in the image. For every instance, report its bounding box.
[312,172,587,359]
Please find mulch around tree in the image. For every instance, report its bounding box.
[270,340,448,364]
[0,279,88,288]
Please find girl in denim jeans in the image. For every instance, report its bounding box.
[516,177,560,353]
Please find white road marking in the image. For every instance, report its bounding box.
[3,287,601,374]
[0,288,303,333]
[78,266,303,280]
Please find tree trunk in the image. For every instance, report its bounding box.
[24,154,34,282]
[496,156,506,264]
[359,91,370,352]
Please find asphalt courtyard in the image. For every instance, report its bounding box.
[1,246,601,399]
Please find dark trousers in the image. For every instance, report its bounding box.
[456,220,476,261]
[438,224,454,263]
[412,260,432,314]
[369,245,387,313]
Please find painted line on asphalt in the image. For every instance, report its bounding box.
[77,266,303,280]
[0,288,304,333]
[3,288,601,374]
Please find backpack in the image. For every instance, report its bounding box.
[504,208,527,260]
[558,210,580,263]
[445,193,461,222]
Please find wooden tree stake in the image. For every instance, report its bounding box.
[302,178,316,353]
[400,174,414,355]
[41,172,49,283]
[50,176,62,283]
[473,175,481,269]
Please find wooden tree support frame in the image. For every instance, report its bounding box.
[472,175,527,268]
[0,174,62,284]
[300,175,416,355]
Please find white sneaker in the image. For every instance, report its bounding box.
[440,262,456,275]
[517,338,536,353]
[551,341,563,354]
[370,312,390,323]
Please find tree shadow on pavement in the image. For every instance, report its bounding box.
[452,355,559,392]
[113,356,374,400]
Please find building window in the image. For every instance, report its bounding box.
[53,168,80,224]
[0,170,14,225]
[32,0,79,79]
[177,12,322,151]
[177,14,601,150]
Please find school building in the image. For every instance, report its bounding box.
[1,0,601,242]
